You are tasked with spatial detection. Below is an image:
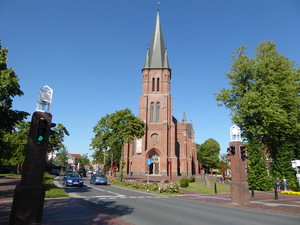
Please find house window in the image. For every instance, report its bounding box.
[157,78,160,92]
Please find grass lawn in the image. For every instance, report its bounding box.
[180,178,231,194]
[109,175,231,195]
[0,173,21,177]
[1,173,68,198]
[43,173,68,198]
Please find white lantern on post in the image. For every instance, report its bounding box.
[230,125,241,141]
[36,85,53,113]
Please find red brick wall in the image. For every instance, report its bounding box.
[123,67,198,177]
[229,141,250,204]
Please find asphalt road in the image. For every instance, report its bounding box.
[58,176,300,225]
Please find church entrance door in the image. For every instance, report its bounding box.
[149,152,160,175]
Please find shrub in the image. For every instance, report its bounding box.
[180,178,189,188]
[108,177,182,194]
[188,176,195,182]
[160,179,170,183]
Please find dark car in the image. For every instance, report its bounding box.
[78,168,86,177]
[90,174,107,185]
[51,169,60,176]
[63,173,84,187]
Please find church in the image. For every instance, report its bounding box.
[123,10,198,177]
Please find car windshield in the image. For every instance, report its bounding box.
[96,174,106,178]
[68,174,80,178]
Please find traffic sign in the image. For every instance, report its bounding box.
[146,159,152,165]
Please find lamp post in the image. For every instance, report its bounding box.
[111,152,113,176]
[169,158,172,182]
[222,161,225,182]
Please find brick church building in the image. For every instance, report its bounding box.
[123,10,198,177]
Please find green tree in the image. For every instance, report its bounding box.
[76,153,90,168]
[56,147,69,171]
[247,141,272,191]
[1,120,69,170]
[48,123,69,153]
[215,41,300,190]
[0,43,29,164]
[1,121,30,170]
[91,149,109,172]
[217,153,229,174]
[219,153,228,163]
[91,108,145,181]
[197,138,220,173]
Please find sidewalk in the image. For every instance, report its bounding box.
[1,175,300,224]
[123,174,300,217]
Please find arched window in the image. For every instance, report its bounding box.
[157,78,160,92]
[150,102,154,123]
[150,152,160,162]
[152,78,155,92]
[156,102,160,123]
[132,140,136,156]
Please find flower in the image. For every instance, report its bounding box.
[281,191,300,196]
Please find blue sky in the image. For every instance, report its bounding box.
[1,1,300,159]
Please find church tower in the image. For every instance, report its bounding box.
[123,10,198,177]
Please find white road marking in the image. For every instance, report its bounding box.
[84,183,169,200]
[85,195,169,200]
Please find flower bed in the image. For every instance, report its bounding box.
[281,191,300,196]
[108,177,182,194]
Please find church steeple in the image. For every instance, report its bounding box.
[143,10,170,69]
[125,7,198,178]
[182,109,187,125]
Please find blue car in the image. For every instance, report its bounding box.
[63,173,84,187]
[90,174,107,185]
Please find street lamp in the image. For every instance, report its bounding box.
[36,85,53,113]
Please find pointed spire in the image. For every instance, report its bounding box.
[190,120,194,134]
[143,48,150,68]
[163,49,169,68]
[182,109,187,124]
[143,10,169,69]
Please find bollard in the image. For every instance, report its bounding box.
[214,183,217,194]
[251,186,255,197]
[275,185,278,200]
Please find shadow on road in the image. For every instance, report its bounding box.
[42,198,134,224]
